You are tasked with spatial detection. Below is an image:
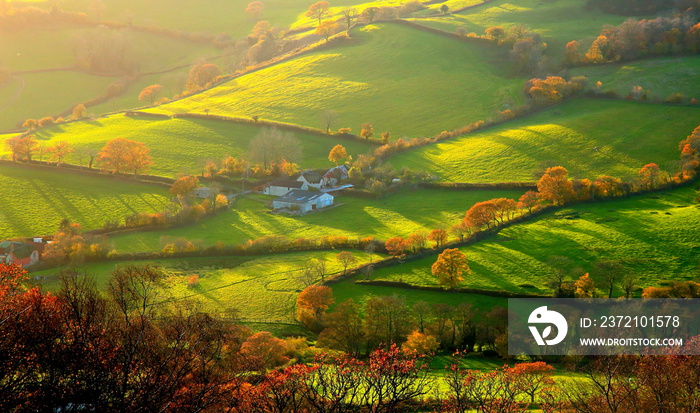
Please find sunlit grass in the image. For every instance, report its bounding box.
[0,26,220,129]
[370,186,700,294]
[107,188,525,253]
[390,99,700,183]
[151,23,525,138]
[0,114,375,177]
[409,0,633,58]
[0,72,113,130]
[0,164,172,238]
[571,56,700,102]
[39,251,380,322]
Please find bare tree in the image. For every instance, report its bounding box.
[247,127,301,170]
[320,110,338,134]
[594,260,625,298]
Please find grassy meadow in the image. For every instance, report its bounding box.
[0,164,173,238]
[36,252,507,325]
[370,186,700,295]
[389,99,700,183]
[0,114,375,177]
[107,188,525,253]
[38,251,381,322]
[0,24,221,129]
[150,22,526,138]
[0,72,114,130]
[410,0,631,56]
[571,56,700,102]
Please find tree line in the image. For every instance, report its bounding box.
[3,263,700,412]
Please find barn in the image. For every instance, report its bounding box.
[264,179,307,196]
[272,190,334,213]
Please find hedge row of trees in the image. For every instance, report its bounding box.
[5,136,153,174]
[5,262,699,412]
[297,285,508,357]
[575,14,700,64]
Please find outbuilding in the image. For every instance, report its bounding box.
[264,179,307,196]
[272,190,334,213]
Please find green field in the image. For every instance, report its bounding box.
[150,22,526,138]
[107,188,525,253]
[409,0,631,57]
[389,99,700,183]
[38,251,380,322]
[0,24,221,129]
[0,114,375,177]
[371,186,700,295]
[0,72,114,130]
[571,56,700,102]
[0,163,173,238]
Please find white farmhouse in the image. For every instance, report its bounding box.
[272,190,334,213]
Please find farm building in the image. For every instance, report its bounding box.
[297,171,323,189]
[0,241,41,267]
[323,165,349,187]
[264,179,307,196]
[194,187,215,198]
[272,190,334,213]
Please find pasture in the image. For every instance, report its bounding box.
[0,24,221,130]
[150,22,526,138]
[0,163,173,238]
[107,188,525,253]
[389,99,700,183]
[38,251,380,323]
[571,56,700,103]
[369,185,700,295]
[410,0,632,56]
[0,114,375,177]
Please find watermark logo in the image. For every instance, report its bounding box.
[528,306,568,346]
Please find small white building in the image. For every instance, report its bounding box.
[264,179,307,196]
[272,190,334,213]
[297,171,323,189]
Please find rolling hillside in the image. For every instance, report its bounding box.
[0,164,173,238]
[149,22,526,138]
[0,114,375,177]
[571,56,700,102]
[370,185,700,294]
[389,99,700,183]
[107,188,525,253]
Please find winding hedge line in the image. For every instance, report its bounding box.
[0,159,175,187]
[354,279,548,298]
[418,182,537,190]
[171,112,379,144]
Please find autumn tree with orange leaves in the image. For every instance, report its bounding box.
[5,134,38,162]
[47,141,73,166]
[638,162,662,189]
[428,228,448,248]
[537,166,575,205]
[138,84,162,105]
[305,1,330,25]
[98,137,153,174]
[296,285,334,331]
[328,144,347,165]
[432,248,469,288]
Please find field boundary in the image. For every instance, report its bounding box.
[354,279,548,298]
[0,159,175,187]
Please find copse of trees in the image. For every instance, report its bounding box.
[580,14,700,64]
[5,134,38,162]
[585,0,700,15]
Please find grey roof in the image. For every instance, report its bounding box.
[275,190,332,204]
[269,179,303,188]
[300,171,322,184]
